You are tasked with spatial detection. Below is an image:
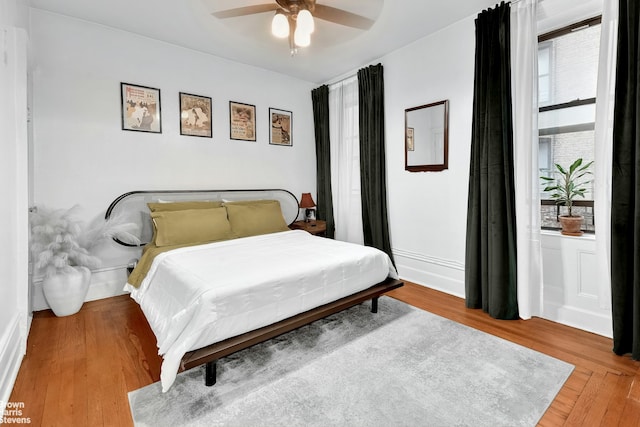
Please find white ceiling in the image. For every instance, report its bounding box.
[28,0,603,84]
[28,0,501,84]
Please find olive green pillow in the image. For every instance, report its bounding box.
[224,201,290,238]
[147,200,223,212]
[222,199,278,206]
[150,207,236,247]
[147,201,224,245]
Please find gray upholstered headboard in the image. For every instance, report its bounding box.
[105,189,299,247]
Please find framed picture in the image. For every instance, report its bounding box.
[179,92,212,138]
[121,83,162,133]
[407,127,415,151]
[269,108,293,146]
[229,101,256,141]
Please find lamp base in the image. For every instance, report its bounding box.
[305,208,316,223]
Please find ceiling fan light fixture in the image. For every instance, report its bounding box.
[271,11,289,38]
[297,9,314,34]
[294,26,311,47]
[213,1,380,55]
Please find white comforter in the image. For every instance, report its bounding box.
[124,230,397,391]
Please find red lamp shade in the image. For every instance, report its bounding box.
[299,193,316,209]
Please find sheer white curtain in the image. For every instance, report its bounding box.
[328,76,364,244]
[594,0,618,310]
[511,0,542,319]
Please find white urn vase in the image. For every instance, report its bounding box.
[42,266,91,317]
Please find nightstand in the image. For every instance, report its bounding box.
[289,219,327,237]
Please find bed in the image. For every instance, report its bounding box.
[106,189,402,392]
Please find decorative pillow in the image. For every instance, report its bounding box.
[150,207,236,247]
[147,200,223,212]
[145,201,223,245]
[222,199,279,205]
[224,201,290,238]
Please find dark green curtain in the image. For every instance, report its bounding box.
[464,2,518,320]
[311,85,335,238]
[611,0,640,360]
[357,64,394,264]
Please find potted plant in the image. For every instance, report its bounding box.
[540,158,593,236]
[29,205,139,316]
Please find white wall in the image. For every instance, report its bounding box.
[29,9,317,306]
[0,0,29,413]
[382,0,610,337]
[541,233,611,337]
[384,17,474,298]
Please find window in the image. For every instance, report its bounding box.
[538,43,552,106]
[538,17,601,233]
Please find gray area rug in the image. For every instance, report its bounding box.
[129,297,573,427]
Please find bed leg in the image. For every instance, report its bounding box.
[371,297,379,313]
[205,361,217,386]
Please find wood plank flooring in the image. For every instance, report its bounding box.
[9,281,640,426]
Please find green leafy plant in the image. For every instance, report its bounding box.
[30,205,140,277]
[540,158,593,217]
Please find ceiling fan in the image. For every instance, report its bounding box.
[212,0,375,55]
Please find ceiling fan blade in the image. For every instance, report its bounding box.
[213,4,278,19]
[312,4,374,30]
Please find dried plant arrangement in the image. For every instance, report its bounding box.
[29,205,140,277]
[29,205,140,316]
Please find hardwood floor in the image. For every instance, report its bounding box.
[9,281,640,426]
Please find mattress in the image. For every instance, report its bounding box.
[124,230,398,391]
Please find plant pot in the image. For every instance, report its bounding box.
[42,266,91,317]
[559,215,583,236]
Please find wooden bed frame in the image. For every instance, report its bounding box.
[106,189,403,387]
[181,277,404,386]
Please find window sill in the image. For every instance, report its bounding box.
[540,229,596,241]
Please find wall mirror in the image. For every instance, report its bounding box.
[405,99,449,172]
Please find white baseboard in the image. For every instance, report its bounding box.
[0,314,25,412]
[393,248,613,338]
[394,249,465,298]
[32,266,129,312]
[542,301,613,338]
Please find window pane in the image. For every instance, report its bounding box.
[538,20,600,233]
[538,44,550,72]
[539,103,595,135]
[538,24,601,106]
[538,75,551,104]
[539,129,595,200]
[538,44,551,104]
[539,137,551,172]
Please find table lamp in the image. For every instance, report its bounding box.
[299,193,316,223]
